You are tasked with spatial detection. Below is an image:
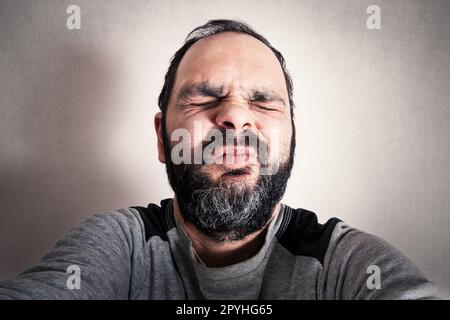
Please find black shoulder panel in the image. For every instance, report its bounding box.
[276,206,341,265]
[130,198,175,242]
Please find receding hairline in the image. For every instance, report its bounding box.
[180,31,282,66]
[172,31,289,102]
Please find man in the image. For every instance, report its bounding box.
[0,19,439,299]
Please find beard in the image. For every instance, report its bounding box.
[163,122,295,243]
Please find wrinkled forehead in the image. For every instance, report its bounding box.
[173,32,288,99]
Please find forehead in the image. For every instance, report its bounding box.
[173,32,288,97]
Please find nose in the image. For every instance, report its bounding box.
[214,101,255,134]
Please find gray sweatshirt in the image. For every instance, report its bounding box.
[0,198,439,299]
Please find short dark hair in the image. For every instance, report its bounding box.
[157,19,295,118]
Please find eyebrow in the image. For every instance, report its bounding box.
[177,83,225,102]
[249,88,287,107]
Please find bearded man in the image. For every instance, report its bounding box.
[0,19,439,300]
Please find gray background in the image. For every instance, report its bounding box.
[1,0,449,298]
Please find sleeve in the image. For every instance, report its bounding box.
[0,208,148,300]
[320,223,441,300]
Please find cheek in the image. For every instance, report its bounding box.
[168,114,216,150]
[255,117,292,161]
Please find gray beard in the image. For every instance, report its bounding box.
[167,159,292,243]
[186,168,272,241]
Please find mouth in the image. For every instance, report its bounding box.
[220,166,255,184]
[199,160,257,185]
[213,146,258,165]
[223,166,252,176]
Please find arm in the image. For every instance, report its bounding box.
[0,208,147,300]
[321,223,440,300]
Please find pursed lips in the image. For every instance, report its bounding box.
[213,146,259,165]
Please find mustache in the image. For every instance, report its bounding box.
[200,128,269,155]
[199,128,269,163]
[202,128,267,149]
[166,126,275,171]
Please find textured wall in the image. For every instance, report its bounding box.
[0,0,449,298]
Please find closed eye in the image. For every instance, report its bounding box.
[253,103,280,111]
[257,105,277,111]
[191,100,220,108]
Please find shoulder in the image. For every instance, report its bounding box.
[58,198,173,249]
[276,205,439,299]
[275,205,342,265]
[129,198,175,241]
[276,204,408,266]
[320,220,439,299]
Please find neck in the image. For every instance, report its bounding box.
[173,196,281,268]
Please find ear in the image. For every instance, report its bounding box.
[154,112,166,163]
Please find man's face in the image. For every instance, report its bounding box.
[155,32,295,242]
